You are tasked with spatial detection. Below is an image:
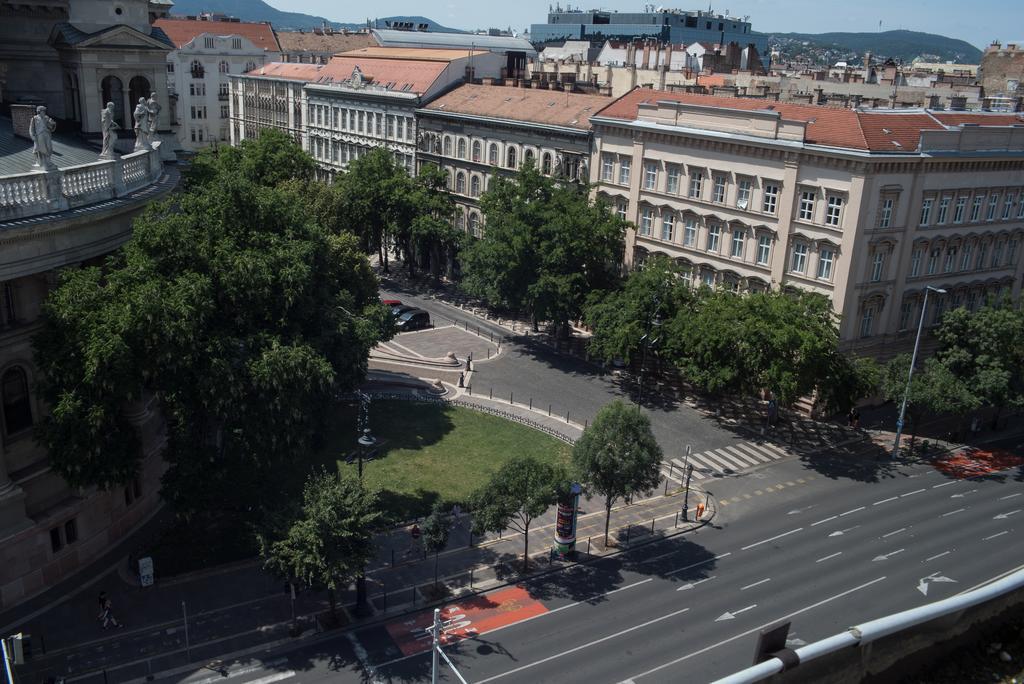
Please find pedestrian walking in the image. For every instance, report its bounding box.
[847,408,856,427]
[851,408,860,428]
[97,595,123,629]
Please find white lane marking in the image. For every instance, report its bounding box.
[623,577,887,681]
[872,548,905,562]
[840,507,865,517]
[677,576,716,591]
[710,448,751,471]
[758,441,791,458]
[666,553,731,576]
[741,528,803,550]
[246,674,296,684]
[951,488,978,499]
[474,606,692,683]
[696,450,738,472]
[957,561,1024,595]
[983,531,1010,541]
[941,508,966,518]
[994,509,1022,520]
[810,515,838,527]
[733,442,774,463]
[882,527,907,538]
[715,604,757,621]
[187,660,290,684]
[722,445,764,467]
[901,488,926,497]
[740,578,771,591]
[347,633,383,684]
[925,551,952,562]
[816,552,842,563]
[873,497,898,506]
[999,493,1022,500]
[932,481,957,489]
[828,526,860,538]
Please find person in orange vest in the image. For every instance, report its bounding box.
[695,502,705,519]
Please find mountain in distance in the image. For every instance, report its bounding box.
[169,0,462,33]
[767,29,982,65]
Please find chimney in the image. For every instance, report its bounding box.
[642,41,651,69]
[665,42,674,69]
[850,94,863,109]
[814,86,825,104]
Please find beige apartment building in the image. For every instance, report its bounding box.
[589,89,1024,357]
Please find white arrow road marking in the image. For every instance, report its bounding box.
[828,525,860,537]
[787,505,816,515]
[917,572,957,596]
[715,605,757,622]
[786,637,807,647]
[951,488,978,499]
[816,552,842,563]
[873,548,906,562]
[994,509,1021,520]
[676,576,716,591]
[925,551,952,562]
[984,530,1010,541]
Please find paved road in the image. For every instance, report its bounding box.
[151,439,1023,684]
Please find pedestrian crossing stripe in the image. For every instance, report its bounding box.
[660,440,794,482]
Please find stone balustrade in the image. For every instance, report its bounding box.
[0,143,165,221]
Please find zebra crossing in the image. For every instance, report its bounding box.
[662,440,792,482]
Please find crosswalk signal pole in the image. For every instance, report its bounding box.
[1,637,14,684]
[431,608,440,684]
[683,462,694,521]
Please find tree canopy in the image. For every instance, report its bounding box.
[881,353,979,444]
[33,131,390,514]
[460,163,626,330]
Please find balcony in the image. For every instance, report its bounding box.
[218,93,229,101]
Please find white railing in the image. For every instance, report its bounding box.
[0,143,164,221]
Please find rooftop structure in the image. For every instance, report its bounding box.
[275,28,377,64]
[156,16,280,51]
[371,28,537,56]
[423,82,610,130]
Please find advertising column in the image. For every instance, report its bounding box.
[553,482,583,558]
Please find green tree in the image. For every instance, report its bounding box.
[257,470,382,621]
[186,128,315,190]
[469,456,564,571]
[33,132,390,513]
[584,255,692,365]
[407,163,461,279]
[460,163,625,331]
[882,354,980,447]
[335,148,412,272]
[936,305,1024,429]
[421,501,452,587]
[572,401,663,545]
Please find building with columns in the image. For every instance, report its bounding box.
[590,88,1024,356]
[155,15,281,150]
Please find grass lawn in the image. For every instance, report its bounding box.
[310,400,571,522]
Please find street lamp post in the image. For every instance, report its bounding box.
[356,391,375,479]
[892,285,946,459]
[636,302,662,412]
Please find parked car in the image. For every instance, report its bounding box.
[395,309,431,331]
[380,298,402,307]
[391,304,417,317]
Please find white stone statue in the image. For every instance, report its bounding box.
[133,97,150,150]
[146,91,161,136]
[100,101,120,160]
[29,105,56,169]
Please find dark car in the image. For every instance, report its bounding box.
[395,309,431,331]
[391,304,417,317]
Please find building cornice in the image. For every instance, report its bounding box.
[417,108,592,139]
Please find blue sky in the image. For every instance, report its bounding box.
[270,0,1023,50]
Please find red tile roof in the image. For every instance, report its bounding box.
[156,18,279,51]
[593,88,1024,152]
[311,55,449,94]
[246,62,323,81]
[423,83,611,130]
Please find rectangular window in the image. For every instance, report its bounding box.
[910,248,922,277]
[870,251,885,282]
[967,291,978,312]
[204,37,215,49]
[791,243,808,273]
[232,37,242,49]
[932,296,946,325]
[661,213,674,241]
[1009,239,1019,265]
[992,241,1005,268]
[667,165,680,194]
[927,248,940,275]
[618,157,631,185]
[167,63,174,74]
[987,193,1000,220]
[1003,192,1015,219]
[220,105,229,118]
[639,207,653,235]
[899,300,915,330]
[756,235,771,265]
[689,171,704,199]
[616,201,627,221]
[971,195,984,222]
[817,248,834,280]
[1018,192,1024,219]
[879,198,893,228]
[920,198,933,225]
[825,195,844,227]
[644,162,658,191]
[860,306,874,338]
[683,218,697,247]
[50,527,62,553]
[762,183,779,214]
[387,115,395,138]
[731,228,744,257]
[953,196,967,223]
[943,246,957,273]
[799,190,815,221]
[976,243,988,270]
[936,196,951,224]
[960,244,973,271]
[736,179,752,209]
[601,155,614,182]
[64,518,78,545]
[713,175,727,203]
[707,223,721,252]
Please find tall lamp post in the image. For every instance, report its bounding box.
[356,391,375,480]
[892,285,946,459]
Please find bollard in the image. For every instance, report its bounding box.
[469,385,472,396]
[664,478,669,496]
[587,536,592,556]
[490,331,493,342]
[566,410,570,423]
[529,398,533,410]
[510,391,513,405]
[412,587,416,605]
[651,517,655,534]
[465,321,468,331]
[548,404,552,416]
[470,568,474,589]
[668,462,674,480]
[468,529,473,547]
[391,548,395,568]
[625,526,631,547]
[489,387,493,400]
[584,420,588,430]
[674,511,679,528]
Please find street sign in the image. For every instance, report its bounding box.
[138,556,154,587]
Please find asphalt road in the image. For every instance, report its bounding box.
[162,444,1024,684]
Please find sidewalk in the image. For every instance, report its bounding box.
[1,466,712,684]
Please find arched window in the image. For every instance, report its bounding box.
[488,143,498,165]
[456,172,466,194]
[101,75,125,125]
[506,146,518,169]
[244,61,257,72]
[129,75,151,114]
[472,140,482,162]
[524,148,535,167]
[219,60,230,73]
[457,138,467,159]
[2,367,33,436]
[469,212,481,237]
[455,211,465,232]
[443,136,453,157]
[541,152,552,175]
[470,175,481,197]
[190,60,205,78]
